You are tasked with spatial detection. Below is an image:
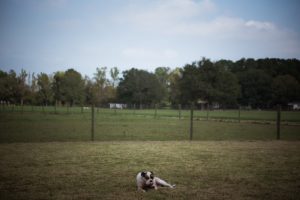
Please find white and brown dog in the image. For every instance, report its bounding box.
[136,171,175,192]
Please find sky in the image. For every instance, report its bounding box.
[0,0,300,77]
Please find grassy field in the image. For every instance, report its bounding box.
[1,108,299,199]
[0,141,299,200]
[2,105,300,122]
[1,111,300,143]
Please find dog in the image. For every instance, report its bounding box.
[136,171,175,192]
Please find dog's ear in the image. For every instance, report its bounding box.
[141,172,146,177]
[150,171,154,178]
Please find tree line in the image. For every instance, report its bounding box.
[1,58,300,109]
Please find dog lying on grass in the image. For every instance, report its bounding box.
[136,171,176,192]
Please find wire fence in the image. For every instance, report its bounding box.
[0,104,300,143]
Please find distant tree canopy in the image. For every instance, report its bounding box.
[61,69,85,106]
[37,73,53,106]
[117,68,165,105]
[0,58,300,108]
[179,58,240,106]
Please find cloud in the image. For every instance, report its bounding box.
[245,20,275,30]
[117,0,300,58]
[120,0,278,38]
[119,0,216,31]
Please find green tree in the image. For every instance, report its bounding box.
[52,71,65,106]
[0,70,18,104]
[27,72,38,105]
[17,69,29,105]
[37,73,53,105]
[169,68,182,105]
[154,67,170,103]
[155,67,170,86]
[93,67,108,105]
[237,69,272,108]
[84,76,98,105]
[61,69,85,106]
[272,75,300,105]
[117,68,164,106]
[179,58,240,106]
[94,67,107,87]
[110,67,119,88]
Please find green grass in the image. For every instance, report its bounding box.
[2,106,300,122]
[1,107,299,199]
[0,141,299,200]
[1,111,300,143]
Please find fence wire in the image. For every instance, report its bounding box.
[0,105,300,143]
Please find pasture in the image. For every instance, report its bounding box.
[0,106,300,142]
[0,141,299,200]
[0,107,300,199]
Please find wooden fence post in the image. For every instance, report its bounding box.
[190,102,194,141]
[277,105,281,140]
[206,104,209,121]
[91,105,95,141]
[238,106,241,123]
[21,104,24,114]
[178,104,182,120]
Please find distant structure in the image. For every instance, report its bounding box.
[288,102,300,110]
[109,103,127,109]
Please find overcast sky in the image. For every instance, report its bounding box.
[1,0,300,77]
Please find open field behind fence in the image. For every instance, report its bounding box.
[2,105,300,122]
[1,106,300,142]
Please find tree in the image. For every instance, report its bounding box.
[61,69,85,106]
[179,62,205,104]
[27,72,38,105]
[0,70,10,102]
[37,73,53,105]
[84,76,98,105]
[237,69,272,108]
[94,67,107,87]
[0,70,18,104]
[272,75,300,105]
[169,68,182,105]
[154,67,170,103]
[52,71,65,106]
[117,68,165,106]
[110,67,119,88]
[155,67,170,86]
[179,58,240,107]
[213,67,240,106]
[17,69,29,105]
[93,67,107,105]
